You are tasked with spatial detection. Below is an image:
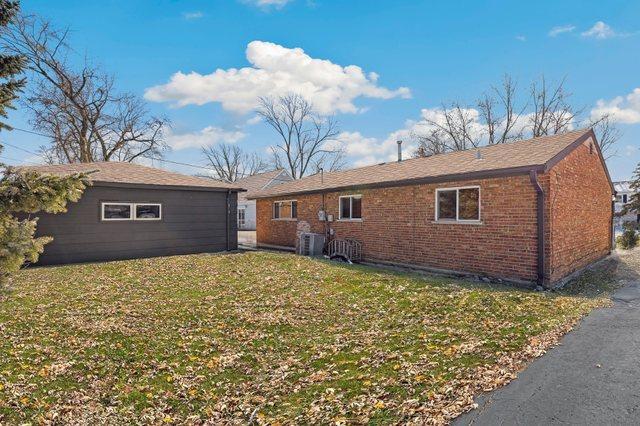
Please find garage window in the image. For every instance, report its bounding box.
[135,204,162,220]
[102,202,162,221]
[102,203,133,221]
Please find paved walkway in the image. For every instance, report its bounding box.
[455,250,640,426]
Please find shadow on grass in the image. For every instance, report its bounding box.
[320,251,635,301]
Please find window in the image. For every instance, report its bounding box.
[135,204,161,220]
[435,187,480,222]
[623,194,628,203]
[238,208,246,227]
[339,195,362,220]
[101,202,162,221]
[102,203,132,221]
[273,200,297,220]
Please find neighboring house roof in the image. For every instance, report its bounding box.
[17,161,243,192]
[236,169,292,201]
[250,129,609,199]
[614,181,633,193]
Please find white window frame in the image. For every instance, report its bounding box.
[101,202,162,222]
[434,186,481,223]
[272,200,297,220]
[101,202,133,221]
[238,207,246,227]
[134,203,162,221]
[338,194,362,221]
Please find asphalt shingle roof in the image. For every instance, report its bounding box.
[236,169,290,201]
[250,129,595,199]
[17,161,242,191]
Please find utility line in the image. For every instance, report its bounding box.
[3,126,302,184]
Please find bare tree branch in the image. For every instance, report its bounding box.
[201,143,269,182]
[412,74,619,158]
[589,113,622,159]
[1,13,168,163]
[257,94,342,179]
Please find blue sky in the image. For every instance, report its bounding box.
[3,0,640,180]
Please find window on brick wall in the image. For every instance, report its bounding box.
[273,200,297,219]
[435,187,480,222]
[339,195,362,220]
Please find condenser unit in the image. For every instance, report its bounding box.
[298,233,325,256]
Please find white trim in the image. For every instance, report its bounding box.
[134,203,162,221]
[434,186,481,223]
[338,194,362,220]
[101,202,133,221]
[101,202,163,222]
[272,199,298,220]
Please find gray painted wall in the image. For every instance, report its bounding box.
[33,185,238,265]
[238,200,256,230]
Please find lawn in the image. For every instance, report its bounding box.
[0,252,612,424]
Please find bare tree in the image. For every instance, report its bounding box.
[412,103,482,157]
[529,76,580,137]
[412,74,620,158]
[202,143,268,182]
[1,14,168,163]
[589,113,621,159]
[477,75,526,145]
[257,94,342,179]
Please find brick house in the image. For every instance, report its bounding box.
[236,169,292,230]
[250,129,614,287]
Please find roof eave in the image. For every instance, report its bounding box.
[247,164,547,199]
[92,181,245,192]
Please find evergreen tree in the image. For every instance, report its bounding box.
[623,163,640,218]
[0,1,88,286]
[0,0,25,135]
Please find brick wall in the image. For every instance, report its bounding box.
[256,139,613,285]
[548,136,613,282]
[256,175,541,283]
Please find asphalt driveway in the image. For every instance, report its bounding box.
[455,249,640,425]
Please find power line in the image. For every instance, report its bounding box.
[3,126,300,184]
[6,126,223,173]
[0,139,40,156]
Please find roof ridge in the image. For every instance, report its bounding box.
[285,128,592,184]
[249,128,594,199]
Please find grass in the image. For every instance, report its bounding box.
[0,251,612,424]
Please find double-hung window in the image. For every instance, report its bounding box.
[238,207,246,227]
[435,187,480,222]
[101,202,162,221]
[339,195,362,220]
[273,200,297,220]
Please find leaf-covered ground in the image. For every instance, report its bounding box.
[0,251,613,424]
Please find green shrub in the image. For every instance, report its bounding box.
[617,222,639,250]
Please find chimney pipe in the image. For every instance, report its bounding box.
[397,140,403,162]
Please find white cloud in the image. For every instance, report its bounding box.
[515,35,526,42]
[243,0,293,9]
[165,126,246,150]
[245,115,262,125]
[334,107,539,167]
[145,40,411,115]
[183,11,203,20]
[581,21,617,39]
[591,88,640,124]
[548,25,576,37]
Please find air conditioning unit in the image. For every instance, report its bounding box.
[298,233,325,256]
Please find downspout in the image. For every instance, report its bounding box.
[611,192,616,252]
[529,170,545,287]
[226,190,231,251]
